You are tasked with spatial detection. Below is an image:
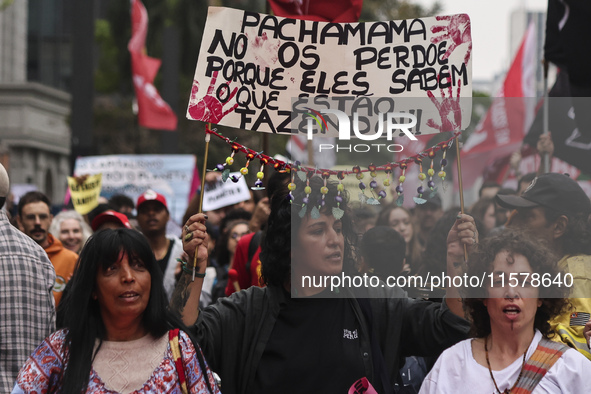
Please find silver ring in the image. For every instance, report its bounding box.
[185,225,190,233]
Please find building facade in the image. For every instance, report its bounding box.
[0,0,72,206]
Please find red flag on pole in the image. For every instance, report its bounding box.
[128,0,177,131]
[458,22,537,189]
[268,0,363,22]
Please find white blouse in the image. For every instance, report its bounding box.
[420,330,591,393]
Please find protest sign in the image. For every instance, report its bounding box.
[74,155,195,224]
[67,174,102,215]
[201,172,252,211]
[187,7,472,136]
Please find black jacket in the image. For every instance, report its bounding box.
[191,284,469,394]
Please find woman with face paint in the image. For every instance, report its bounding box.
[420,229,591,393]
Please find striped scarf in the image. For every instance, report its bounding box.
[169,329,189,394]
[511,338,568,394]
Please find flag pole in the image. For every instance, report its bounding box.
[542,60,550,174]
[454,135,469,262]
[192,123,211,281]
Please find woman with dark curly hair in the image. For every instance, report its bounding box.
[175,172,481,394]
[420,229,591,393]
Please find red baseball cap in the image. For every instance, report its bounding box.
[137,189,168,211]
[91,210,133,231]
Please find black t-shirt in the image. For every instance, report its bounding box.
[156,238,174,274]
[252,288,366,393]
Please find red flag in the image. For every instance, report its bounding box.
[128,0,177,131]
[458,22,536,189]
[268,0,363,23]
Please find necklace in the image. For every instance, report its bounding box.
[484,337,528,394]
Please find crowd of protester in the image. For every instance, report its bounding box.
[1,159,591,393]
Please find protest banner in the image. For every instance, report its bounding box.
[201,172,252,212]
[187,7,473,137]
[73,155,195,225]
[67,174,102,215]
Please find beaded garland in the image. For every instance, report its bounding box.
[206,125,458,218]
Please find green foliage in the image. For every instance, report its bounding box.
[94,19,121,93]
[0,0,14,11]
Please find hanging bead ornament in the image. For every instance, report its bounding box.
[438,142,449,192]
[382,164,392,188]
[376,164,392,203]
[352,165,368,204]
[318,170,330,211]
[222,148,238,182]
[299,170,315,218]
[251,157,268,190]
[427,149,438,198]
[239,151,255,180]
[366,164,380,205]
[287,169,296,203]
[396,162,407,206]
[413,157,427,205]
[333,171,345,220]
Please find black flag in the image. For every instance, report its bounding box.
[524,70,591,174]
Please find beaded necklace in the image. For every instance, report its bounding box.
[484,337,528,394]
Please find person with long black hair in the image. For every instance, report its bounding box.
[12,229,219,394]
[174,175,477,394]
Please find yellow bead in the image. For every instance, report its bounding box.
[337,184,344,192]
[288,183,296,191]
[257,171,264,179]
[240,167,248,175]
[428,168,435,177]
[399,175,406,183]
[418,173,426,181]
[383,179,390,186]
[226,157,234,165]
[370,171,377,177]
[438,170,446,178]
[320,186,328,194]
[304,186,311,194]
[356,173,364,180]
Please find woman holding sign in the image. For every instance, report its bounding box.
[174,175,480,393]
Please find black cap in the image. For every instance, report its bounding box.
[416,193,442,209]
[495,173,591,217]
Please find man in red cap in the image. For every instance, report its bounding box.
[136,189,182,300]
[90,210,133,231]
[496,172,591,359]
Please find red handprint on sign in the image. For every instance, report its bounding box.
[431,14,472,65]
[426,78,463,132]
[188,71,239,123]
